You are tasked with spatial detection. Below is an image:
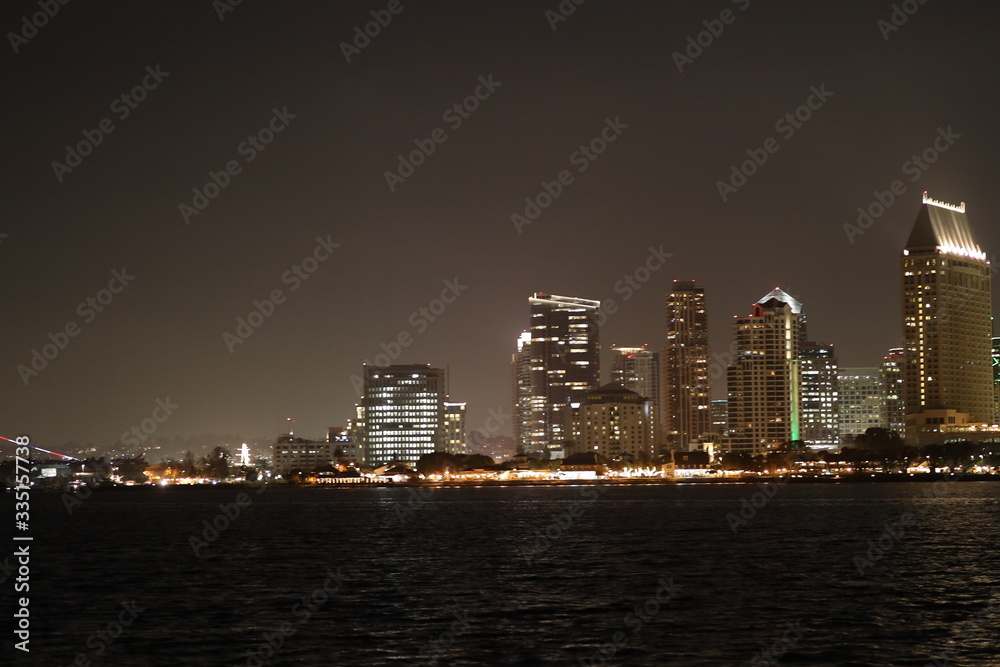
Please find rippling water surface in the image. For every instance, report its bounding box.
[15,482,1000,665]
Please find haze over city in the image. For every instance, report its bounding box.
[7,4,1000,667]
[5,1,1000,452]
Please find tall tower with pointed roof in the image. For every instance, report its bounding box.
[902,193,993,426]
[756,287,808,344]
[725,288,804,455]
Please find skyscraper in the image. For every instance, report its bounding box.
[610,345,661,441]
[838,368,885,442]
[347,404,365,461]
[902,193,993,425]
[710,399,729,435]
[662,280,712,449]
[994,336,1000,424]
[726,288,804,455]
[444,402,467,455]
[799,342,840,448]
[512,331,532,452]
[526,293,601,452]
[361,364,445,466]
[880,347,906,433]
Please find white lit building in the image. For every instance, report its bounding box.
[361,364,445,466]
[880,347,906,433]
[838,368,884,442]
[799,342,840,448]
[512,331,533,451]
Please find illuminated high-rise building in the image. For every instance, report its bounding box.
[838,368,884,442]
[526,293,601,452]
[361,364,445,466]
[993,335,1000,424]
[347,405,365,461]
[512,331,533,451]
[610,345,661,441]
[726,288,804,455]
[880,347,906,433]
[799,342,840,448]
[711,399,729,435]
[444,402,467,455]
[662,280,712,449]
[902,193,993,427]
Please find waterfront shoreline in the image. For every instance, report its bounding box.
[16,472,1000,493]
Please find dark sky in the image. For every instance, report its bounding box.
[4,1,999,453]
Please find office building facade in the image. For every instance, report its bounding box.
[880,347,906,433]
[513,331,533,452]
[711,399,729,435]
[577,384,655,461]
[902,194,993,427]
[444,402,467,455]
[799,342,840,448]
[273,436,335,476]
[993,336,1000,424]
[726,288,804,455]
[662,280,712,449]
[610,345,661,442]
[525,293,601,452]
[361,364,445,466]
[838,368,884,442]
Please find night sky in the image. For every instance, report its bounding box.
[5,1,1000,453]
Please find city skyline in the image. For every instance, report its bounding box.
[6,2,1000,451]
[10,194,997,454]
[10,197,995,457]
[296,188,998,459]
[9,5,1000,666]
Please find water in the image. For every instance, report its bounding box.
[8,482,1000,666]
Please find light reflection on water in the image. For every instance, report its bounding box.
[20,482,1000,666]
